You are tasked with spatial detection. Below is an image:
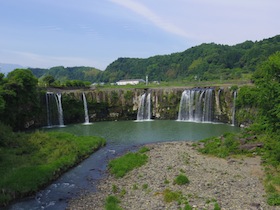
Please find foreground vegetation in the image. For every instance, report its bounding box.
[108,146,150,178]
[0,123,106,207]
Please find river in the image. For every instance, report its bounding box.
[8,120,240,210]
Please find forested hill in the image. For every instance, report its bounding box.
[104,35,280,82]
[29,66,102,82]
[29,35,280,83]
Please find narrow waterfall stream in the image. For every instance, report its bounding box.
[82,92,92,125]
[45,92,65,127]
[232,91,237,126]
[55,93,64,127]
[136,92,151,121]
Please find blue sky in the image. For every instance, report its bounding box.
[0,0,279,70]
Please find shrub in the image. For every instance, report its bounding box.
[174,174,190,185]
[105,195,123,210]
[214,202,221,210]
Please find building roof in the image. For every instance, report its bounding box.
[117,79,145,82]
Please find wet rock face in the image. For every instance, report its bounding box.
[46,87,236,124]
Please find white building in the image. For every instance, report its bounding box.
[116,79,145,85]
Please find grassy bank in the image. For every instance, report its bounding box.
[108,146,150,178]
[0,130,106,207]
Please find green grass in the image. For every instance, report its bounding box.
[174,174,190,185]
[97,78,252,90]
[214,202,221,210]
[105,195,123,210]
[108,147,149,178]
[163,189,182,203]
[199,132,242,158]
[0,131,106,207]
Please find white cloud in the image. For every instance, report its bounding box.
[109,0,280,45]
[109,0,194,39]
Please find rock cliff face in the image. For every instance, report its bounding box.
[46,86,236,126]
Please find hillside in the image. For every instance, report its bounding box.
[29,66,102,82]
[104,35,280,82]
[29,35,280,83]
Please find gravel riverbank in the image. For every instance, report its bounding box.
[68,141,279,210]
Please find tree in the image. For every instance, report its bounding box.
[0,69,40,130]
[42,75,55,87]
[0,73,5,113]
[252,52,280,131]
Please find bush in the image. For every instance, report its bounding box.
[174,174,190,185]
[0,122,15,147]
[105,195,123,210]
[214,202,221,210]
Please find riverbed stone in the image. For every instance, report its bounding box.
[68,141,280,210]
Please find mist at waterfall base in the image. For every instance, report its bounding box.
[9,120,240,210]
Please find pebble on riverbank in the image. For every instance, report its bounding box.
[68,141,279,210]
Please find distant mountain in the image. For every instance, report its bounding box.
[0,63,25,74]
[29,66,102,82]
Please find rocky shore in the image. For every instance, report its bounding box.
[68,141,279,210]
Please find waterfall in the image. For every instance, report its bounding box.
[46,92,52,127]
[177,88,214,122]
[55,93,65,127]
[232,91,237,126]
[45,92,65,127]
[178,90,191,121]
[82,92,92,125]
[136,93,151,121]
[203,89,214,122]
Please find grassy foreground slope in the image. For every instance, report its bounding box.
[0,127,106,207]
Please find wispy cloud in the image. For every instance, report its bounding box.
[0,50,105,69]
[109,0,193,39]
[40,25,63,32]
